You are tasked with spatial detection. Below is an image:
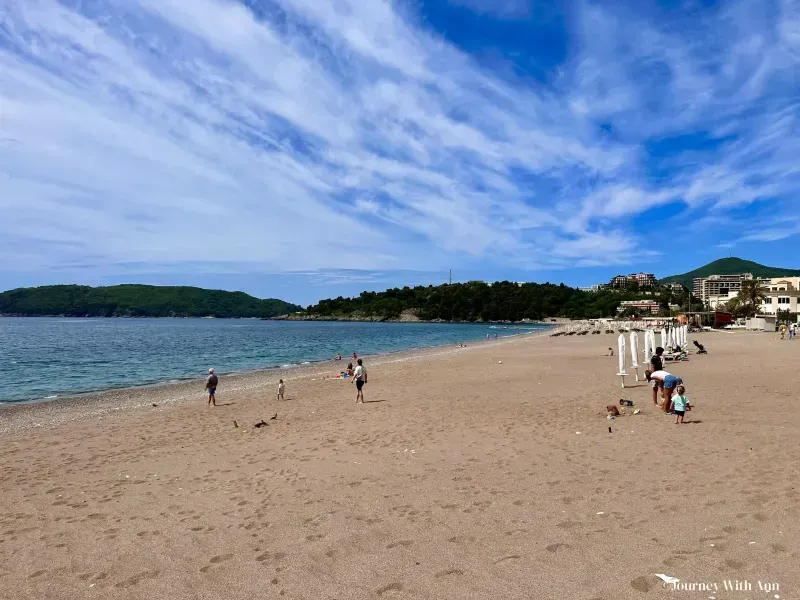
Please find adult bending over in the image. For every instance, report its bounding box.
[352,358,367,404]
[646,370,683,412]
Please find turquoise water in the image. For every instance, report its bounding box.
[0,318,549,403]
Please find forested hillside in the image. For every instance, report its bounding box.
[0,285,302,318]
[306,281,680,321]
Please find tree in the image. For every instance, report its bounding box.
[722,297,745,318]
[736,280,768,317]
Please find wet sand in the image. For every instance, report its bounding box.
[1,331,797,599]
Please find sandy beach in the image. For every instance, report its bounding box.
[1,331,798,600]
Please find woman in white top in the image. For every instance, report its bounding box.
[352,359,367,404]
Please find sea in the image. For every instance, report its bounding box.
[0,318,551,404]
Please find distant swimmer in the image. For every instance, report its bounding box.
[206,368,218,407]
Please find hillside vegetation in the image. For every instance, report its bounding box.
[306,281,681,321]
[0,285,302,318]
[660,257,800,289]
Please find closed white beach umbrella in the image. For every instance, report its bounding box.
[650,329,658,360]
[684,324,690,349]
[660,328,667,351]
[630,331,640,381]
[617,333,627,387]
[680,324,687,347]
[644,329,653,364]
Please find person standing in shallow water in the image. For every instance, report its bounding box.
[206,368,218,407]
[352,358,367,404]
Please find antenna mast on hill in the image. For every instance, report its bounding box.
[449,269,452,285]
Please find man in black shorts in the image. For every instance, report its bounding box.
[206,368,218,407]
[352,359,367,404]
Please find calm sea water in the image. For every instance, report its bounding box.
[0,318,549,404]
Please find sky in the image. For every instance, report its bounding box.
[1,0,799,306]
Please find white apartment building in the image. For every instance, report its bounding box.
[693,273,755,304]
[760,277,800,315]
[707,276,800,314]
[616,300,661,315]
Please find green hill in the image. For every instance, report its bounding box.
[660,258,800,289]
[305,281,680,321]
[0,284,303,318]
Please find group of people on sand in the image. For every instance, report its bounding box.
[204,352,369,407]
[779,322,797,340]
[644,347,691,424]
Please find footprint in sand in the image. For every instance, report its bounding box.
[494,555,520,565]
[630,576,653,592]
[200,553,233,572]
[546,543,569,553]
[387,540,413,549]
[256,551,286,563]
[435,569,463,578]
[377,582,403,596]
[114,570,160,589]
[447,535,475,544]
[725,559,746,569]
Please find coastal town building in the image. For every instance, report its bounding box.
[669,282,685,292]
[610,275,628,289]
[609,273,657,289]
[704,276,800,313]
[616,300,661,315]
[693,273,756,304]
[760,277,800,316]
[578,285,604,292]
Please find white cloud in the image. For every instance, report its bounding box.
[0,0,798,285]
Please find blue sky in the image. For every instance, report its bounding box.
[1,0,798,306]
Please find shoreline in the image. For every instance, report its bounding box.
[0,329,549,436]
[0,316,553,413]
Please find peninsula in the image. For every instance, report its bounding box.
[0,284,303,319]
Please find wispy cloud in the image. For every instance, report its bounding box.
[1,0,798,290]
[446,0,535,19]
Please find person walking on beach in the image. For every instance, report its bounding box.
[277,379,285,401]
[206,368,218,407]
[352,358,367,404]
[669,385,691,424]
